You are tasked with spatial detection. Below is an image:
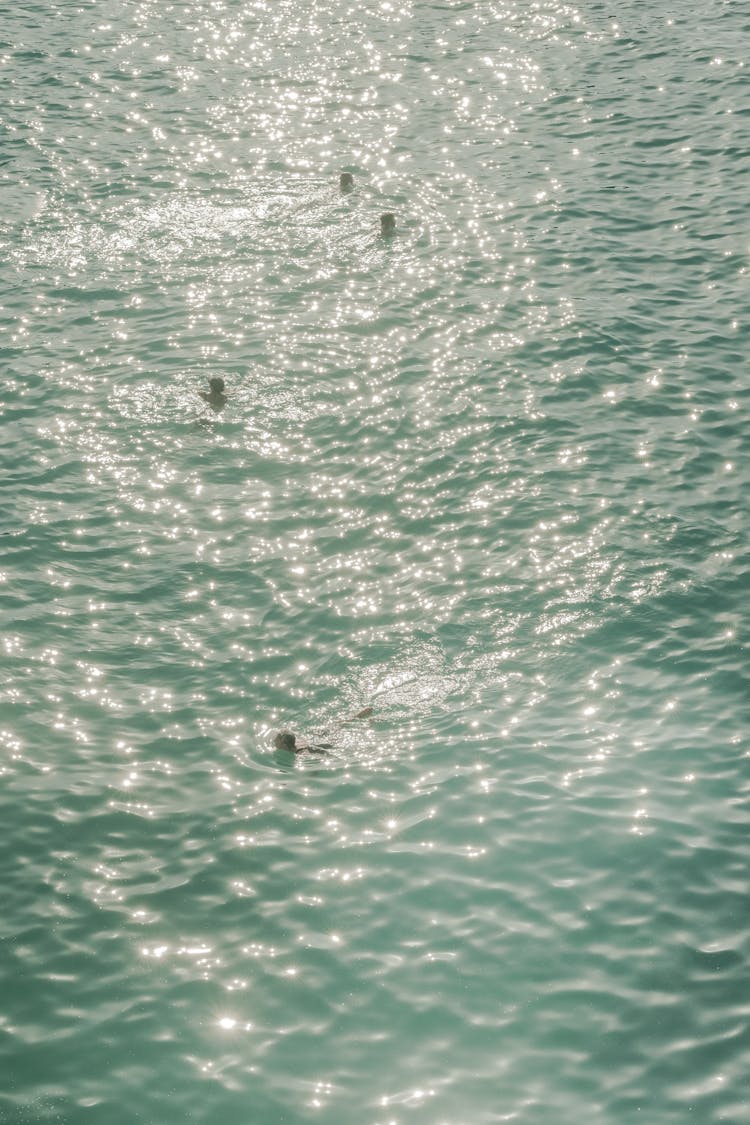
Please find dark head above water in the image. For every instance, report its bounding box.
[200,376,227,407]
[339,172,354,192]
[380,212,396,237]
[274,730,297,752]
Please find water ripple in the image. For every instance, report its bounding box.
[2,0,749,1121]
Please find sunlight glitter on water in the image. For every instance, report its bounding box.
[1,0,749,1120]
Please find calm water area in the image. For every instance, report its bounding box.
[1,0,748,1121]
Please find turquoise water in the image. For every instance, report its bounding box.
[1,0,748,1121]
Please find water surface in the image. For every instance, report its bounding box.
[1,1,748,1122]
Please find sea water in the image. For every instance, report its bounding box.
[1,0,748,1122]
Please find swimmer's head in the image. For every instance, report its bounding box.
[209,377,225,395]
[380,212,396,237]
[340,172,354,192]
[274,730,297,752]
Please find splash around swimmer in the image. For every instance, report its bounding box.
[337,172,397,236]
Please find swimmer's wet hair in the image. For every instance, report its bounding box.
[274,730,296,751]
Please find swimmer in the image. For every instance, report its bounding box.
[274,730,329,755]
[273,709,373,756]
[340,172,354,192]
[199,376,227,409]
[380,212,396,237]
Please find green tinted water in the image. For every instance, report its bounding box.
[1,1,748,1122]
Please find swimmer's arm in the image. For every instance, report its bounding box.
[338,707,373,724]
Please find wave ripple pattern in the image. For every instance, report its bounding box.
[1,1,748,1123]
